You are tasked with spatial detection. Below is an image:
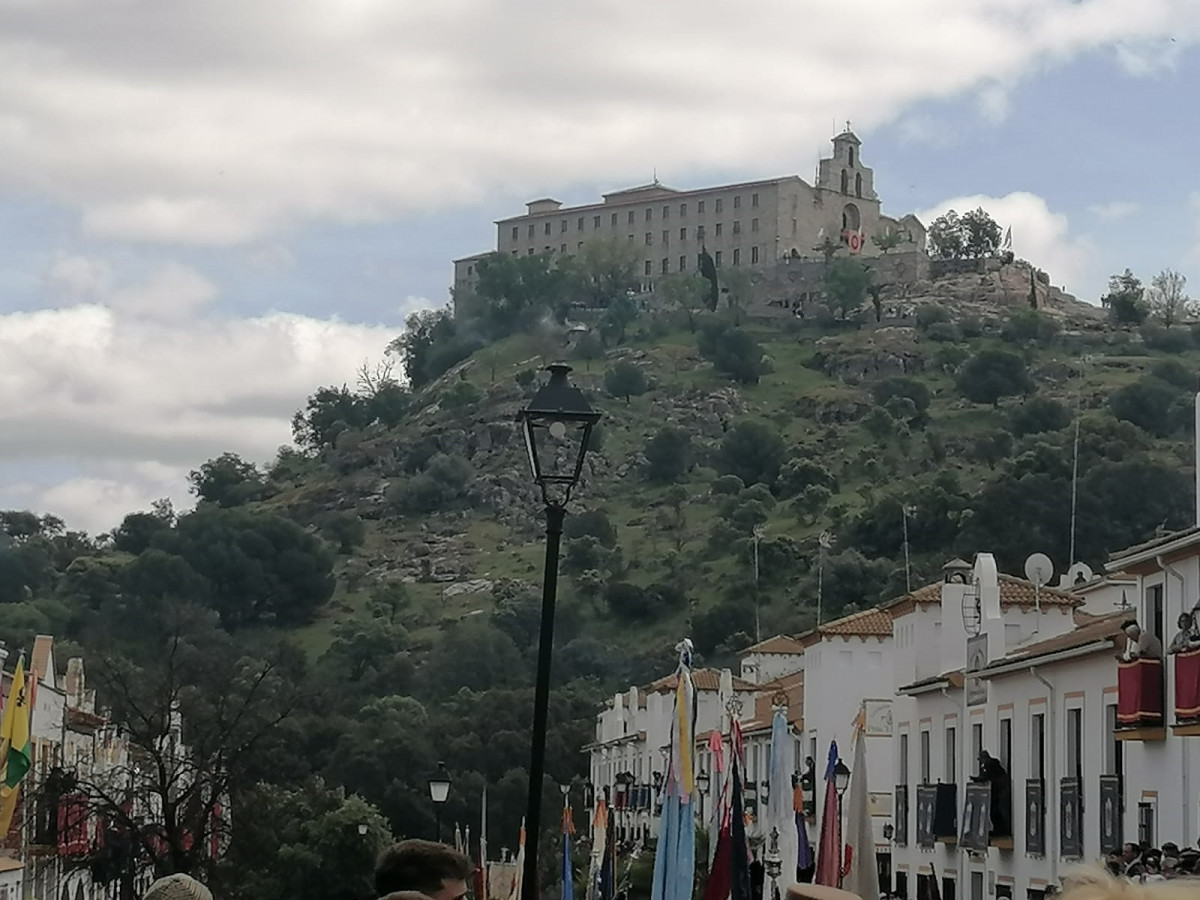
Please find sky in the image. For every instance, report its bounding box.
[2,0,1200,533]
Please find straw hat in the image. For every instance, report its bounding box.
[786,885,863,900]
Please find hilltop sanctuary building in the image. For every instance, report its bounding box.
[452,128,927,299]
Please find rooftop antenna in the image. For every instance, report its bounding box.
[1068,356,1092,566]
[653,167,660,186]
[901,504,916,594]
[816,531,834,626]
[1024,553,1054,623]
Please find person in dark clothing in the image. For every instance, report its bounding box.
[971,751,1012,838]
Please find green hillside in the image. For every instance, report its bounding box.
[0,251,1196,896]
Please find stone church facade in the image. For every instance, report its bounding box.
[452,129,927,303]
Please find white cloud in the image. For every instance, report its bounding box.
[0,280,397,531]
[44,254,112,304]
[1088,201,1141,221]
[917,191,1099,299]
[976,84,1013,126]
[0,0,1197,244]
[109,263,218,319]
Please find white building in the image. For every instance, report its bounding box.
[888,554,1176,900]
[586,668,760,843]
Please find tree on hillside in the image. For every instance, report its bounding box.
[718,421,786,488]
[473,252,571,335]
[1009,396,1071,437]
[872,227,903,254]
[1001,308,1060,345]
[823,258,873,319]
[955,349,1033,407]
[600,293,640,345]
[292,386,371,451]
[1146,269,1193,328]
[697,320,767,384]
[720,268,755,324]
[156,508,336,628]
[926,210,966,260]
[569,239,642,309]
[656,273,708,332]
[871,377,931,422]
[961,207,1002,258]
[188,453,266,508]
[1108,376,1188,438]
[644,426,693,483]
[1100,269,1148,326]
[604,361,648,403]
[927,208,1002,260]
[389,306,486,390]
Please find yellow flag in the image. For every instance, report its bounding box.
[0,658,32,837]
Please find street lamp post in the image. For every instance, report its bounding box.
[429,761,452,843]
[517,365,601,900]
[833,759,851,888]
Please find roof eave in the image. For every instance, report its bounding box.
[1106,529,1200,571]
[978,640,1117,679]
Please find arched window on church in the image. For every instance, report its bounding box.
[848,147,855,167]
[840,169,848,194]
[855,172,863,198]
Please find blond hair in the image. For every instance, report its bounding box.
[1061,866,1199,900]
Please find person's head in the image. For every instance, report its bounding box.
[1125,623,1142,640]
[375,840,472,900]
[1122,842,1138,860]
[1178,613,1194,630]
[143,875,213,900]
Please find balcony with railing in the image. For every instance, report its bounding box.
[1059,777,1084,860]
[1116,657,1166,741]
[1024,779,1045,856]
[915,783,957,848]
[1173,648,1200,735]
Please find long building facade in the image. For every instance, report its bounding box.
[585,531,1200,898]
[453,129,927,303]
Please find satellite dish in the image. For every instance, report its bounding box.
[1025,553,1055,588]
[976,553,1001,621]
[1063,561,1094,587]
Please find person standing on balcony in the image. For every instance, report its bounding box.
[1168,613,1200,655]
[1123,622,1163,661]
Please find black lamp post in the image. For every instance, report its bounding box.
[517,364,601,900]
[429,761,452,842]
[833,759,851,887]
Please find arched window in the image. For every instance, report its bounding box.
[842,203,861,233]
[848,147,855,167]
[855,172,863,198]
[840,169,849,194]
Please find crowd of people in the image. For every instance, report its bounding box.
[1103,841,1200,882]
[131,835,1200,900]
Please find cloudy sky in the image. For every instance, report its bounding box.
[2,0,1199,533]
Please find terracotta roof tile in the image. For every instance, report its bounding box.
[819,607,893,637]
[982,609,1128,673]
[644,668,759,694]
[886,573,1080,617]
[743,634,807,655]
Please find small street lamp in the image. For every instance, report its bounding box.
[358,823,369,837]
[516,364,601,900]
[429,761,452,842]
[696,770,711,825]
[834,759,851,887]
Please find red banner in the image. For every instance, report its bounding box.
[1175,650,1200,721]
[1118,658,1163,726]
[56,793,89,856]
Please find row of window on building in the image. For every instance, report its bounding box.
[518,218,764,243]
[512,193,763,241]
[898,704,1120,788]
[507,245,764,273]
